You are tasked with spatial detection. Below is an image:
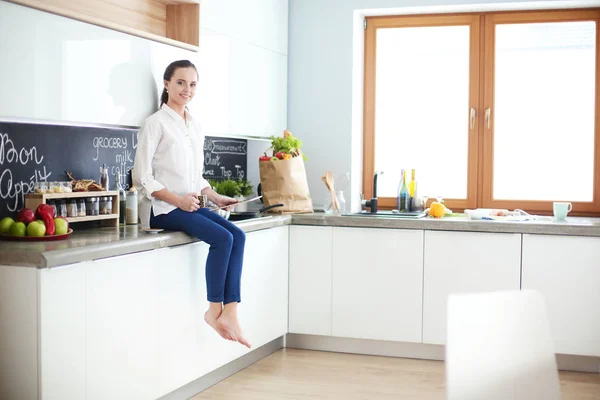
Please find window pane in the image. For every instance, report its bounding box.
[375,26,470,199]
[494,21,596,201]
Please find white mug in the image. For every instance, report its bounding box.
[553,202,572,221]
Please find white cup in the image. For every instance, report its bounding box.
[553,202,572,222]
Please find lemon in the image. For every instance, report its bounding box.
[429,202,446,218]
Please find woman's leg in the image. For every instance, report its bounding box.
[194,208,246,304]
[193,209,250,348]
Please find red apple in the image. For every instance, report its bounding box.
[16,208,35,225]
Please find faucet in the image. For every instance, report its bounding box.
[362,171,383,213]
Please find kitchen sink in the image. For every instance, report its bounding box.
[342,210,427,219]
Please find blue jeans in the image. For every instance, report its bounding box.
[150,207,246,304]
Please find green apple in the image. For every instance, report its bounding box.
[27,221,46,237]
[0,217,15,234]
[9,222,27,237]
[54,218,69,235]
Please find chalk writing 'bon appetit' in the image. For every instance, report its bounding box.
[0,133,44,165]
[0,132,51,212]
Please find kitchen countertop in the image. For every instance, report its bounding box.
[293,213,600,237]
[0,215,291,268]
[2,213,599,268]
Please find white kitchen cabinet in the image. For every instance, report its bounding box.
[156,242,210,396]
[240,226,289,346]
[35,226,290,400]
[200,0,288,55]
[156,226,289,397]
[331,227,424,343]
[422,231,521,345]
[522,234,600,357]
[86,250,162,400]
[40,264,87,400]
[194,0,288,139]
[289,226,333,336]
[0,266,39,400]
[1,1,287,135]
[196,28,287,138]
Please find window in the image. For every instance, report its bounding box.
[363,9,600,214]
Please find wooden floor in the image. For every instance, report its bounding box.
[192,348,600,400]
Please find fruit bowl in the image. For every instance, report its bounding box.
[0,229,73,241]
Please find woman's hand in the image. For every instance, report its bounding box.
[216,196,238,211]
[178,193,200,212]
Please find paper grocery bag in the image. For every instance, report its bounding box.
[259,156,313,213]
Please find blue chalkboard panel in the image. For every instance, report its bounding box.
[203,136,248,181]
[0,121,247,219]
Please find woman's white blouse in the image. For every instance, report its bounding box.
[133,104,210,227]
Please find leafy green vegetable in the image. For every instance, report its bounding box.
[269,134,307,160]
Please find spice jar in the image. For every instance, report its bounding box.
[92,197,100,215]
[56,200,67,218]
[105,197,113,214]
[85,197,94,216]
[34,182,45,194]
[77,199,86,217]
[67,199,77,218]
[47,199,57,218]
[52,181,63,193]
[62,181,73,193]
[100,196,114,215]
[99,197,107,214]
[85,197,99,216]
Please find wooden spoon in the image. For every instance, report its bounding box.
[325,171,340,211]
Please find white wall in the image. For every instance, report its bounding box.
[287,0,600,210]
[0,0,288,138]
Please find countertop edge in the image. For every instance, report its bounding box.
[3,214,599,269]
[1,215,293,269]
[41,216,293,268]
[290,215,600,237]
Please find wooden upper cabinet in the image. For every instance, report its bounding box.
[7,0,200,51]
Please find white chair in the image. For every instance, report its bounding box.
[446,290,560,400]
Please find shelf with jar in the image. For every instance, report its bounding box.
[24,190,120,227]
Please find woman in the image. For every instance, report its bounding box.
[133,60,250,348]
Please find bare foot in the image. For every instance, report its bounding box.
[217,313,251,348]
[204,306,230,341]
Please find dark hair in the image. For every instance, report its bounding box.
[160,60,198,107]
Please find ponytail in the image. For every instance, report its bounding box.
[160,88,169,107]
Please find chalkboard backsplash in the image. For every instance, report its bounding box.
[0,121,247,219]
[203,137,248,181]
